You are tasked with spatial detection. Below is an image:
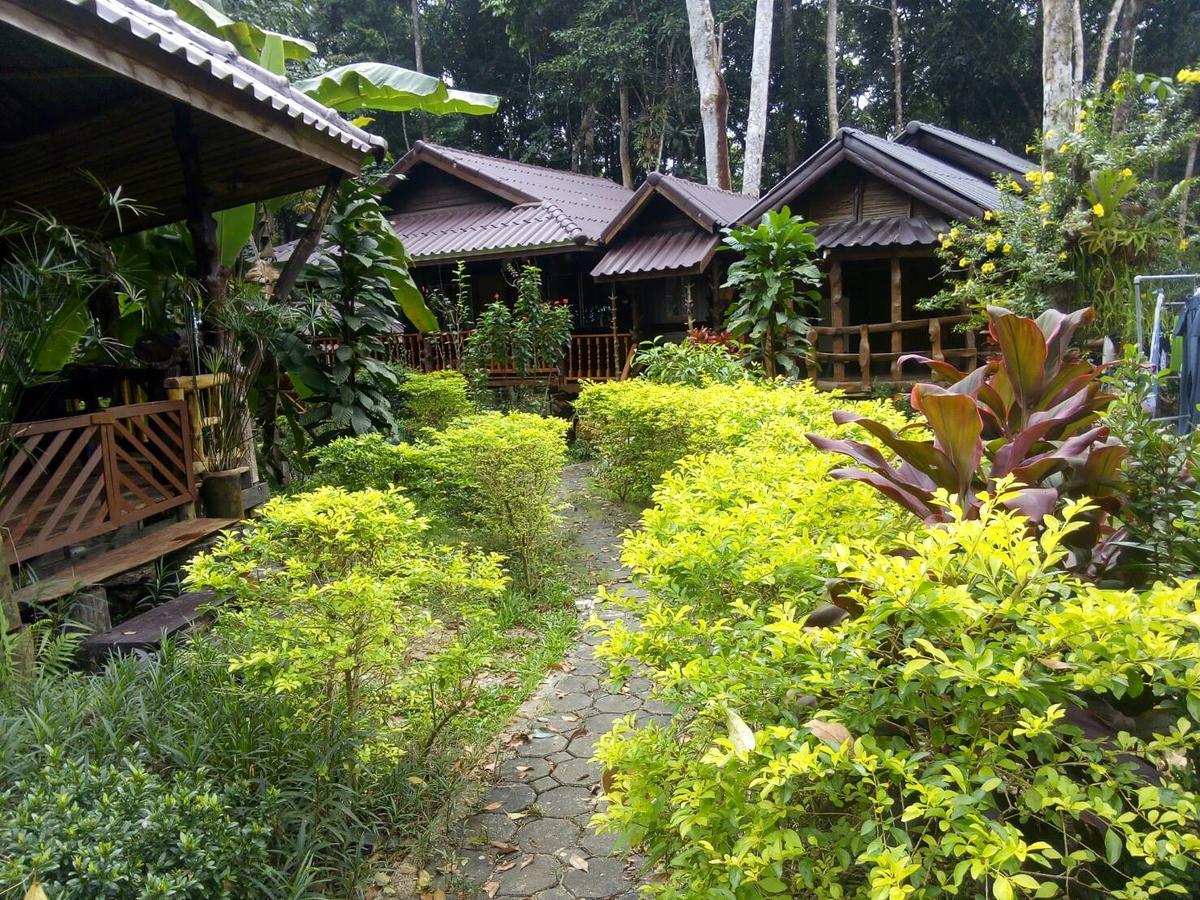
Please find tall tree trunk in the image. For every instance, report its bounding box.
[685,0,732,189]
[891,0,903,131]
[411,0,423,73]
[826,0,839,135]
[1072,0,1085,102]
[1179,139,1198,237]
[782,0,799,169]
[1042,0,1076,153]
[1095,0,1125,88]
[1110,0,1144,136]
[618,82,634,189]
[743,0,775,197]
[571,104,597,174]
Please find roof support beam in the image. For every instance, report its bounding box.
[172,104,223,307]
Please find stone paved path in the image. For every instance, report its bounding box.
[436,463,663,899]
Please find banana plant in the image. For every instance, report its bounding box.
[807,306,1127,563]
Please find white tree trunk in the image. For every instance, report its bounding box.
[742,0,775,197]
[826,0,839,135]
[619,82,634,189]
[891,0,903,131]
[1042,0,1076,152]
[1072,0,1085,101]
[1095,0,1124,88]
[685,0,731,188]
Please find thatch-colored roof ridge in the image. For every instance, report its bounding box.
[67,0,387,158]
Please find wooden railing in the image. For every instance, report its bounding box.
[312,332,633,384]
[808,314,978,392]
[1,401,196,564]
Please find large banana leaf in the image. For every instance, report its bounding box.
[167,0,315,62]
[295,63,499,116]
[34,297,91,373]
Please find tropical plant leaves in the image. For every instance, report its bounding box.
[295,63,500,116]
[166,0,316,62]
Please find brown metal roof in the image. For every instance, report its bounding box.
[390,201,589,263]
[383,142,632,259]
[0,0,386,235]
[814,216,950,249]
[744,126,1006,228]
[894,121,1034,182]
[602,172,754,242]
[591,228,718,280]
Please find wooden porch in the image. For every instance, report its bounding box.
[1,400,232,601]
[315,331,636,386]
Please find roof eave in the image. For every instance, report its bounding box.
[382,140,540,206]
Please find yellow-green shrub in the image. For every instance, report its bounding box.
[574,379,904,501]
[419,412,569,593]
[307,432,423,492]
[594,490,1200,898]
[394,369,475,433]
[623,416,908,616]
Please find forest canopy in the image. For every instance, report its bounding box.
[214,0,1200,192]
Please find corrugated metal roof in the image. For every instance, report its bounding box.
[389,201,585,262]
[591,229,718,280]
[814,216,950,249]
[404,143,632,241]
[849,131,1002,210]
[67,0,387,158]
[895,121,1034,180]
[657,174,756,226]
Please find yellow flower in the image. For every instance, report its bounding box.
[1043,171,1055,182]
[958,257,970,268]
[941,240,952,250]
[983,211,994,221]
[950,227,961,240]
[985,238,997,253]
[1181,239,1191,251]
[1092,202,1105,218]
[981,262,996,274]
[1121,168,1133,178]
[1058,251,1069,261]
[1009,180,1023,194]
[1178,68,1200,84]
[1025,170,1042,182]
[937,232,945,241]
[1039,202,1051,214]
[1003,243,1013,254]
[1057,141,1072,154]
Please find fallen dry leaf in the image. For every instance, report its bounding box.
[520,855,535,869]
[803,718,852,749]
[482,881,500,898]
[483,802,503,811]
[495,861,516,873]
[490,840,519,855]
[568,855,590,872]
[601,768,616,793]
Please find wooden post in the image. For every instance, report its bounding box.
[965,327,978,370]
[171,105,224,308]
[890,257,903,380]
[859,324,871,392]
[929,316,945,362]
[2,554,33,680]
[829,260,845,385]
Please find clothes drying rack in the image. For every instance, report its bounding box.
[1133,273,1200,431]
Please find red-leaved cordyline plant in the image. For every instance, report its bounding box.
[808,306,1128,566]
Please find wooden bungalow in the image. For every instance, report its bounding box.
[379,141,635,383]
[591,172,755,338]
[0,0,384,640]
[743,121,1034,393]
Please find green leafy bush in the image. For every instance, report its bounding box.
[307,431,420,491]
[574,379,905,502]
[622,416,907,617]
[188,487,507,733]
[633,337,752,386]
[595,489,1200,898]
[393,369,475,433]
[1,752,271,899]
[418,412,569,593]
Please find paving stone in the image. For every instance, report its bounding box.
[537,712,587,732]
[495,854,559,896]
[548,750,574,764]
[484,783,537,813]
[536,785,596,818]
[499,757,552,781]
[555,674,601,693]
[532,889,576,900]
[643,699,676,716]
[561,856,630,898]
[516,735,569,757]
[548,691,595,713]
[458,851,497,883]
[580,827,622,857]
[530,775,559,793]
[463,812,518,844]
[592,693,640,714]
[566,729,603,758]
[552,756,600,786]
[517,817,583,852]
[565,658,606,677]
[583,711,632,735]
